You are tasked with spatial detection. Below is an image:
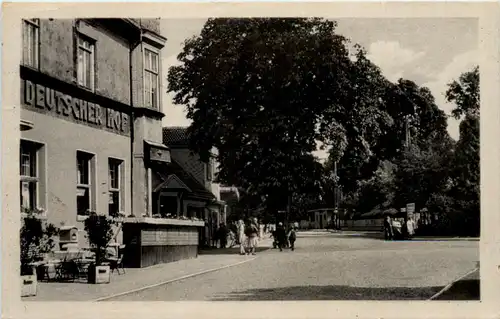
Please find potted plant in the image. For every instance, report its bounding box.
[20,207,58,297]
[84,212,115,284]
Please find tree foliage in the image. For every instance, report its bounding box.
[168,18,390,211]
[446,66,480,119]
[445,66,480,236]
[168,18,480,235]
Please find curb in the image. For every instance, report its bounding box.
[94,256,257,302]
[428,267,479,300]
[413,237,479,242]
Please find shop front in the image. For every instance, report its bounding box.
[122,158,216,268]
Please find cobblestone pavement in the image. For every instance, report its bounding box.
[23,254,258,301]
[106,233,479,301]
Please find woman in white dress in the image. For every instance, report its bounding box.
[237,220,246,255]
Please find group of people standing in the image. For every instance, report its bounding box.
[212,218,262,255]
[272,222,298,251]
[211,218,300,255]
[383,215,417,240]
[237,218,261,255]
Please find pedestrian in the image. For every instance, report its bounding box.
[287,224,297,251]
[228,225,237,248]
[245,218,260,255]
[218,223,228,248]
[406,216,416,240]
[237,220,246,255]
[275,222,287,252]
[211,221,218,248]
[383,215,393,240]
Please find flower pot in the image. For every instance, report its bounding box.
[87,263,111,284]
[20,266,37,297]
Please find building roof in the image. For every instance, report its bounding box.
[153,159,215,201]
[163,126,189,147]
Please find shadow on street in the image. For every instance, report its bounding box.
[199,247,270,255]
[209,285,444,300]
[434,269,480,300]
[331,231,385,240]
[434,279,480,300]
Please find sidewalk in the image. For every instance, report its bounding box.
[22,254,256,302]
[432,268,480,300]
[298,230,479,241]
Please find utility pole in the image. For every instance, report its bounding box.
[331,161,338,229]
[404,115,411,147]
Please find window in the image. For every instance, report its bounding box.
[77,151,93,216]
[144,48,159,109]
[22,19,39,69]
[20,141,39,210]
[108,158,122,217]
[77,35,95,90]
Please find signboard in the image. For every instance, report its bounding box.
[406,203,415,214]
[22,79,130,136]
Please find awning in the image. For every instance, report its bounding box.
[220,186,240,201]
[20,120,34,131]
[144,140,171,164]
[207,199,226,210]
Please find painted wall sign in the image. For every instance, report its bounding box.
[406,203,415,214]
[22,79,130,136]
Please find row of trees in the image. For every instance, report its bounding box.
[167,18,479,235]
[332,66,479,236]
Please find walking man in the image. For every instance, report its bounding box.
[275,222,287,252]
[383,215,393,241]
[287,224,297,251]
[245,218,260,255]
[406,216,416,240]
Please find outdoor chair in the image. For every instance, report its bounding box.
[56,259,79,281]
[106,246,126,275]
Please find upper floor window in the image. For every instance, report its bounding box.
[77,35,95,90]
[22,19,39,69]
[144,48,159,110]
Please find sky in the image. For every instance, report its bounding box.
[160,18,478,161]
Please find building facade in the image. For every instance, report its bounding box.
[19,18,169,247]
[162,128,226,217]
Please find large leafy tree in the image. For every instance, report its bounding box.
[332,77,452,209]
[446,66,480,119]
[446,66,480,236]
[168,18,390,211]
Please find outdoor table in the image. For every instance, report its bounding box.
[36,259,62,281]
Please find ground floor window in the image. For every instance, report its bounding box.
[159,194,178,217]
[20,140,42,211]
[186,206,204,219]
[77,151,95,217]
[108,158,124,217]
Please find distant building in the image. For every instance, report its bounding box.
[162,127,228,226]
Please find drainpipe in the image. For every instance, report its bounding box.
[129,22,142,217]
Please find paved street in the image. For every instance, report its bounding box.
[105,232,479,301]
